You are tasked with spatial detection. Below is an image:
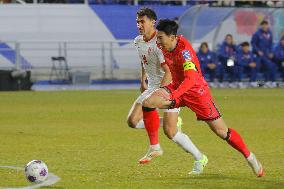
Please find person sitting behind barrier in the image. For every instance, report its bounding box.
[251,20,277,87]
[273,36,284,82]
[235,42,259,88]
[218,34,238,85]
[197,42,219,85]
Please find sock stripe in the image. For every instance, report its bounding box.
[224,128,231,141]
[142,106,156,112]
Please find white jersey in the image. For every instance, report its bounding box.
[134,34,165,89]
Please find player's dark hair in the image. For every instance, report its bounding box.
[281,36,284,41]
[200,42,208,49]
[156,19,178,36]
[240,41,250,47]
[137,7,157,21]
[225,34,233,39]
[260,20,269,25]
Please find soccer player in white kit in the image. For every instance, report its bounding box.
[127,8,207,174]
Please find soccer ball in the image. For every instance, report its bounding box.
[24,160,48,183]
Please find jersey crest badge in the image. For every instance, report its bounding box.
[182,50,191,61]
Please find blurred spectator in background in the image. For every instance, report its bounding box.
[139,0,182,5]
[235,42,259,88]
[40,0,66,3]
[235,1,255,7]
[197,42,218,87]
[251,20,277,87]
[0,0,12,3]
[266,1,284,7]
[274,36,284,82]
[212,0,234,7]
[161,0,182,5]
[118,0,133,5]
[218,34,237,86]
[193,0,213,5]
[211,0,283,7]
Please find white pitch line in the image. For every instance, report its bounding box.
[0,166,60,189]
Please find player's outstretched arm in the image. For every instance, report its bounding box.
[170,60,198,101]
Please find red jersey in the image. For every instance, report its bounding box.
[161,35,208,100]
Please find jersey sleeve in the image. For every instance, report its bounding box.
[171,48,198,100]
[134,37,143,61]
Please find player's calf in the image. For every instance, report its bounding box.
[163,121,178,139]
[207,118,251,158]
[206,118,228,139]
[126,103,143,128]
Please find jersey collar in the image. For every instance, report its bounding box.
[143,31,157,42]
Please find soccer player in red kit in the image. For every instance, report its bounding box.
[127,8,207,172]
[142,19,264,177]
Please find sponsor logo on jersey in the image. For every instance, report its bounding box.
[182,50,192,61]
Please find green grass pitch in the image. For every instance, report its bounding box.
[0,89,283,189]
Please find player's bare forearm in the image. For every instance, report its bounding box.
[140,63,147,92]
[160,64,172,87]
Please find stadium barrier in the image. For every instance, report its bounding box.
[0,40,140,83]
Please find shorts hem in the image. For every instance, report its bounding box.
[197,115,222,121]
[163,108,180,113]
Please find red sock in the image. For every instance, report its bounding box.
[142,107,160,145]
[227,128,251,158]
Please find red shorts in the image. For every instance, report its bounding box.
[165,83,221,121]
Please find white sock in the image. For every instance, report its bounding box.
[135,119,145,129]
[172,131,202,160]
[246,152,253,160]
[135,117,163,129]
[150,144,161,150]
